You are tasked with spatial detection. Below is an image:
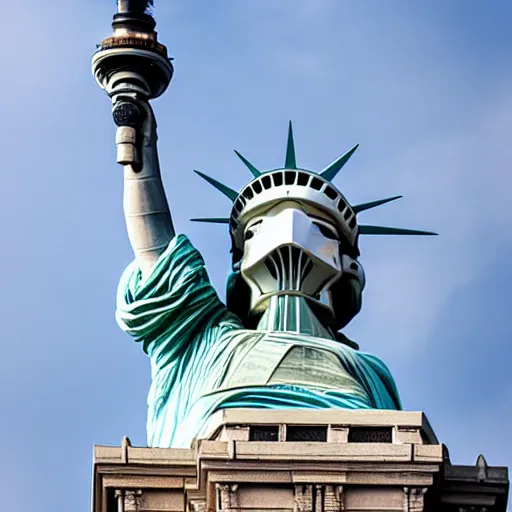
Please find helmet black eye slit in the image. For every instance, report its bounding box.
[313,221,339,240]
[244,220,262,241]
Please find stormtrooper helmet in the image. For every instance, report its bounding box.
[193,123,436,330]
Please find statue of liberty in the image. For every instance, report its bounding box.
[93,0,436,449]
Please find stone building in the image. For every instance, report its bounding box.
[91,409,508,512]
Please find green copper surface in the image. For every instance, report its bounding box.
[234,150,261,178]
[284,121,297,169]
[320,144,359,182]
[353,195,403,214]
[190,217,230,224]
[258,295,334,339]
[117,235,402,448]
[193,170,238,201]
[359,225,438,236]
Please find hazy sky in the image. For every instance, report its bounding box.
[0,1,511,510]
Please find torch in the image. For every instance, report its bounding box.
[92,0,173,166]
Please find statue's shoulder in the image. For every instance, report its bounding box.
[154,233,213,283]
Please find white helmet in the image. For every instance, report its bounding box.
[193,123,436,330]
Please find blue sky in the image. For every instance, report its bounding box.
[0,1,510,510]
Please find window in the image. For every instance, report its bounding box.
[249,426,279,441]
[348,427,392,443]
[286,426,327,442]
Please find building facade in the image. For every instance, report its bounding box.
[92,410,509,512]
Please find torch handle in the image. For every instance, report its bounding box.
[116,126,139,166]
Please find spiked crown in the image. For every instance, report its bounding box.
[192,122,436,256]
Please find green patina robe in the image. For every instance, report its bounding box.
[116,235,401,448]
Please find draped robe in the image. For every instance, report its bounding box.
[116,235,401,448]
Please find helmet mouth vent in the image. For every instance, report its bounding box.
[265,246,314,291]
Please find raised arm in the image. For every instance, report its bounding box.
[114,97,175,278]
[91,0,176,279]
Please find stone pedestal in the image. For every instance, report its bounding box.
[91,410,508,512]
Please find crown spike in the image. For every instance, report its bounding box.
[193,170,238,201]
[320,144,359,182]
[234,150,261,178]
[285,121,297,169]
[191,218,230,224]
[353,195,403,214]
[359,225,438,236]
